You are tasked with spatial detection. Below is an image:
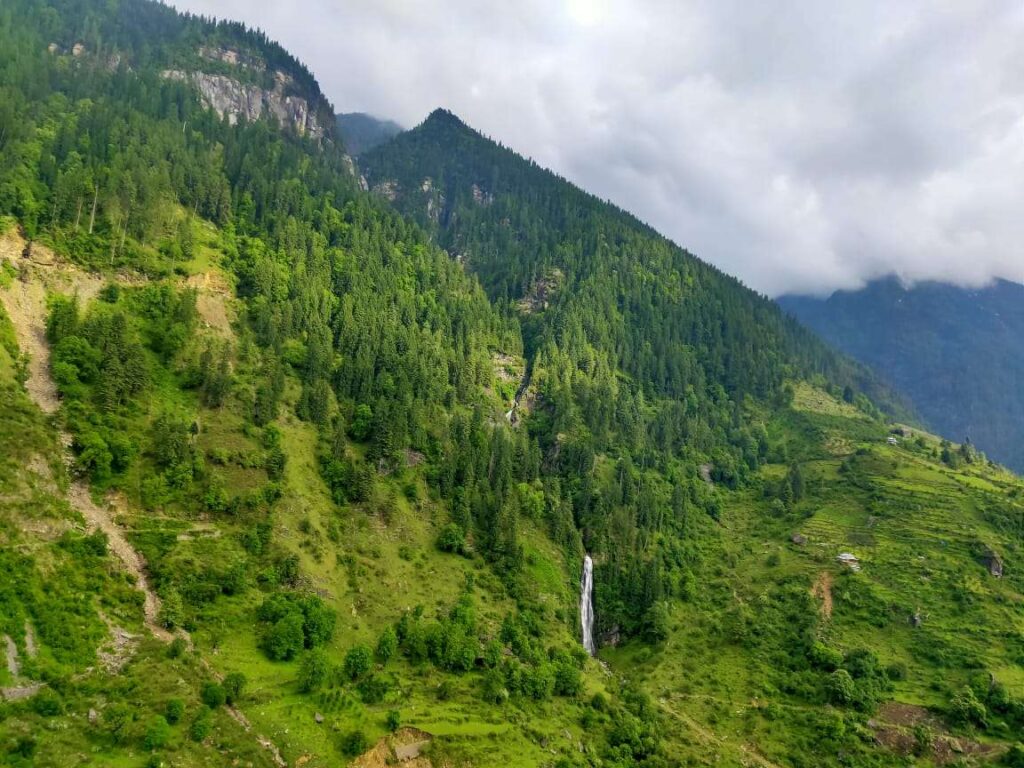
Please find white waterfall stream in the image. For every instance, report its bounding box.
[580,554,596,655]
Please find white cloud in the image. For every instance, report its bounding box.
[171,0,1024,296]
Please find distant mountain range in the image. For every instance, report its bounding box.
[780,277,1024,472]
[336,111,403,155]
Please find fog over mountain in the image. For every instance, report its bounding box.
[170,1,1024,297]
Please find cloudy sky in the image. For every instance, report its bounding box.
[172,0,1024,297]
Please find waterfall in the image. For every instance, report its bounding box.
[580,554,596,655]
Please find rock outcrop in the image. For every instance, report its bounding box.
[163,68,325,139]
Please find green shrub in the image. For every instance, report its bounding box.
[167,636,188,659]
[338,729,369,756]
[376,625,397,663]
[189,706,213,742]
[436,523,465,554]
[165,698,185,724]
[143,715,170,750]
[344,644,373,680]
[386,710,401,732]
[298,649,330,693]
[826,669,856,706]
[201,682,226,708]
[263,611,305,661]
[30,689,63,717]
[223,672,246,704]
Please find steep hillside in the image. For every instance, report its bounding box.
[337,113,403,156]
[780,278,1024,473]
[2,2,1024,768]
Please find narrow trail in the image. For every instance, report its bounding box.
[811,570,834,619]
[0,231,286,766]
[658,698,787,768]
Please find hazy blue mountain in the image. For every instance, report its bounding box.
[780,277,1024,472]
[336,111,403,155]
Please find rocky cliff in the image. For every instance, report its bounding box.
[163,46,326,139]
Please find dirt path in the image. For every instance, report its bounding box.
[811,571,834,619]
[0,236,171,642]
[1,228,285,767]
[3,635,18,677]
[658,698,786,768]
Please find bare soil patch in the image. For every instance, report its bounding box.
[811,571,833,619]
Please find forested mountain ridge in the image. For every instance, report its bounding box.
[336,112,403,156]
[780,277,1024,473]
[1,2,1023,768]
[360,109,902,414]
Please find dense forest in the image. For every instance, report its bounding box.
[1,1,1023,767]
[361,109,909,638]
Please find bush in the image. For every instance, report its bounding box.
[105,703,134,744]
[144,715,171,750]
[165,698,185,724]
[298,649,330,693]
[338,729,369,756]
[31,689,63,716]
[376,625,398,663]
[950,685,988,728]
[386,710,401,732]
[437,523,465,554]
[809,642,843,672]
[167,636,188,659]
[201,681,226,708]
[358,674,390,704]
[826,669,856,706]
[223,672,246,704]
[1004,744,1024,767]
[263,611,306,661]
[190,706,213,742]
[344,644,373,680]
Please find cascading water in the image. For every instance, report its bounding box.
[580,554,596,655]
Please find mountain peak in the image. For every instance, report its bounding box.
[422,107,472,132]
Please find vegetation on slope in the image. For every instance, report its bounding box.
[780,277,1024,473]
[0,1,1022,767]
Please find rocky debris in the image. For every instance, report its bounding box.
[71,42,85,57]
[352,727,434,768]
[23,622,36,659]
[199,45,264,71]
[471,183,493,206]
[699,464,714,485]
[314,712,324,724]
[4,635,19,678]
[96,617,139,673]
[517,269,564,314]
[837,552,861,571]
[985,549,1003,578]
[791,533,807,546]
[910,608,924,627]
[88,708,99,725]
[162,69,324,139]
[0,683,44,702]
[373,180,399,201]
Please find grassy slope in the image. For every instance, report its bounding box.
[608,383,1024,766]
[3,218,603,767]
[3,213,1023,768]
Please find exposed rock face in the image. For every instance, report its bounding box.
[986,550,1004,578]
[199,45,264,71]
[373,180,399,201]
[163,69,324,139]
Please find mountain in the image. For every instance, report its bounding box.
[1,3,1024,768]
[336,112,403,156]
[780,277,1024,472]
